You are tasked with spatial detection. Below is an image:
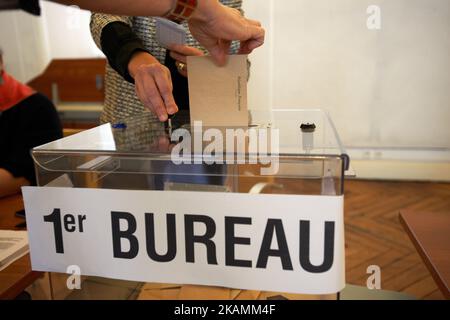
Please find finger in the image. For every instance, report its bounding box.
[170,51,188,64]
[135,80,157,116]
[243,38,264,53]
[208,46,226,66]
[168,44,204,56]
[238,41,252,55]
[238,31,265,55]
[247,19,262,27]
[166,65,173,83]
[169,49,204,64]
[153,68,178,116]
[208,40,231,66]
[135,78,155,115]
[141,75,169,122]
[221,39,232,52]
[244,25,265,51]
[166,43,185,52]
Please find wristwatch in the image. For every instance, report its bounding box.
[165,0,198,24]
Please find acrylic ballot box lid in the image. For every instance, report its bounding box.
[34,109,348,157]
[32,109,349,195]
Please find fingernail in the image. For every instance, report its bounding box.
[158,112,167,121]
[168,104,178,114]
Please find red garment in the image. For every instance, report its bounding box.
[0,71,35,112]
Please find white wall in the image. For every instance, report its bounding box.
[40,2,103,59]
[244,0,450,151]
[0,10,50,83]
[0,2,102,83]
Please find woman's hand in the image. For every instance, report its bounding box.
[128,51,178,121]
[188,0,264,66]
[168,44,204,77]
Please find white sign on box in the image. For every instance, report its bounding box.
[22,187,345,295]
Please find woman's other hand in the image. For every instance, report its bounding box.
[188,1,264,66]
[128,51,178,121]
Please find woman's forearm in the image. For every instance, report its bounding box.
[59,0,264,65]
[54,0,223,22]
[54,0,176,16]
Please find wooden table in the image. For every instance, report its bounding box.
[399,211,450,299]
[0,194,43,299]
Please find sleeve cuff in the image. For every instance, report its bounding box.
[100,21,150,84]
[19,0,40,15]
[116,43,149,84]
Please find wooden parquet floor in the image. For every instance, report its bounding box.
[344,180,450,300]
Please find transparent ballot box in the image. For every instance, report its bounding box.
[30,109,350,300]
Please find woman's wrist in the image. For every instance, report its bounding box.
[128,51,159,79]
[190,0,221,23]
[163,0,178,17]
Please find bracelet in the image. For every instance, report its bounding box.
[165,0,198,24]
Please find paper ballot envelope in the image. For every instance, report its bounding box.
[187,55,248,127]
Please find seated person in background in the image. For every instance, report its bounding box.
[90,0,245,125]
[0,48,62,198]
